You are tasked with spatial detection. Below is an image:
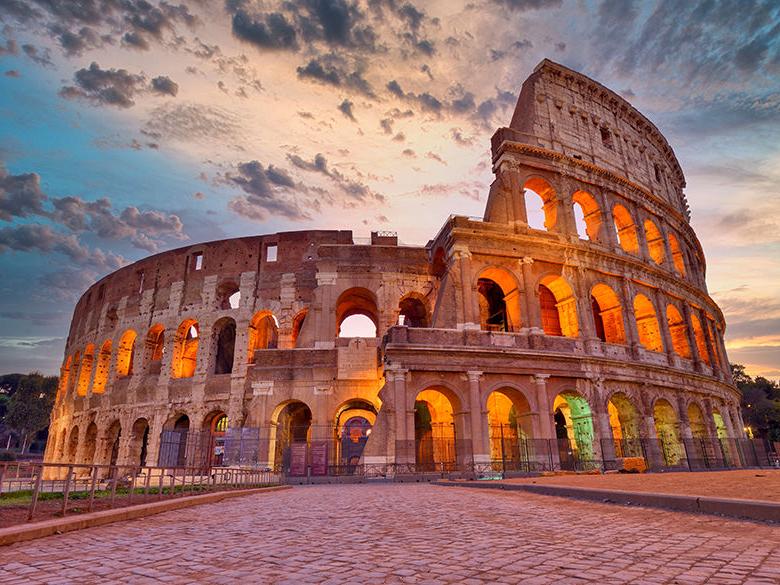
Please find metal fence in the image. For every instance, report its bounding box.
[0,461,280,524]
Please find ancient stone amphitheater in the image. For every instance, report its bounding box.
[45,60,746,477]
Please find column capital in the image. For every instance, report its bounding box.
[466,370,483,382]
[533,374,550,384]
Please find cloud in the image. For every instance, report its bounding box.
[296,54,374,96]
[338,98,356,120]
[143,102,242,142]
[0,223,124,270]
[0,165,48,221]
[231,8,298,50]
[21,43,52,66]
[226,160,308,221]
[492,0,562,10]
[287,152,384,204]
[151,75,179,96]
[59,62,147,108]
[52,25,110,56]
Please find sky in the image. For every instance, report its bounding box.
[0,0,779,380]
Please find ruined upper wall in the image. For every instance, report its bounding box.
[505,59,688,218]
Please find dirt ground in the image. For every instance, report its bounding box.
[504,469,780,502]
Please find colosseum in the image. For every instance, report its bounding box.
[44,59,746,478]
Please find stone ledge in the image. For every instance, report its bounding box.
[0,485,291,547]
[435,481,780,523]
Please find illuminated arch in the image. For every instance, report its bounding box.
[653,398,683,466]
[398,293,429,328]
[666,305,691,359]
[590,283,625,344]
[613,204,638,254]
[643,218,666,265]
[477,267,521,332]
[76,344,95,396]
[144,324,165,372]
[687,402,707,438]
[115,329,136,377]
[690,313,710,365]
[633,294,663,352]
[668,232,686,276]
[486,387,533,467]
[415,387,459,469]
[83,422,98,465]
[291,309,308,348]
[336,287,378,338]
[271,400,312,471]
[538,274,578,338]
[607,392,642,458]
[171,319,199,378]
[56,355,72,403]
[553,391,595,465]
[523,177,557,231]
[248,311,278,362]
[572,190,602,241]
[92,339,112,394]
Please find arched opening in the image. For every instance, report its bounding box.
[205,411,228,467]
[486,388,533,471]
[590,284,626,344]
[56,356,72,403]
[477,268,520,332]
[687,403,707,438]
[272,401,312,472]
[67,351,80,396]
[130,418,150,468]
[83,422,98,465]
[116,329,136,377]
[103,421,121,467]
[643,218,666,265]
[666,305,691,359]
[144,324,165,373]
[76,344,95,396]
[690,313,710,365]
[633,294,663,352]
[613,204,639,254]
[216,280,240,310]
[171,319,199,378]
[336,287,378,338]
[66,426,79,464]
[398,295,428,327]
[572,190,602,241]
[248,311,279,362]
[430,246,447,278]
[92,339,112,394]
[712,408,736,465]
[553,392,595,470]
[653,399,683,466]
[159,415,190,467]
[668,232,686,276]
[523,177,557,231]
[607,393,641,458]
[291,309,308,348]
[538,275,578,338]
[712,410,729,440]
[334,399,377,470]
[212,317,236,374]
[415,388,457,471]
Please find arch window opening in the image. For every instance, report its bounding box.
[633,294,663,352]
[130,418,150,468]
[272,401,312,472]
[653,399,683,466]
[248,312,279,362]
[523,177,557,231]
[590,284,626,344]
[553,392,595,470]
[116,329,136,377]
[690,313,710,366]
[66,352,80,397]
[613,204,639,254]
[213,318,236,374]
[207,413,229,467]
[66,427,79,464]
[643,219,666,265]
[145,325,165,373]
[487,389,533,471]
[92,340,112,394]
[478,278,509,332]
[414,388,457,471]
[171,320,199,378]
[291,310,308,348]
[216,281,240,310]
[668,232,686,276]
[712,409,736,465]
[687,403,708,439]
[572,191,602,241]
[607,393,641,458]
[398,296,428,328]
[104,421,121,468]
[159,415,190,467]
[666,305,691,359]
[83,422,98,465]
[56,356,72,403]
[538,275,579,338]
[335,400,377,470]
[336,287,379,338]
[76,345,95,397]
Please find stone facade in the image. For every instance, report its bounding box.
[44,60,743,473]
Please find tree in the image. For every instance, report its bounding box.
[3,373,57,453]
[732,364,780,442]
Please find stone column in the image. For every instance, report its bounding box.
[677,396,693,440]
[467,371,489,463]
[453,245,478,328]
[533,374,559,470]
[145,413,166,469]
[702,399,718,437]
[681,303,703,370]
[620,277,641,353]
[642,410,665,468]
[314,270,338,347]
[591,379,616,464]
[660,225,676,272]
[521,258,542,330]
[633,209,652,263]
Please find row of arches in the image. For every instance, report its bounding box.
[522,177,695,280]
[476,267,723,367]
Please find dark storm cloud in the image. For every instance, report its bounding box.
[226,160,308,221]
[0,224,124,270]
[296,55,374,96]
[338,98,356,120]
[151,75,179,96]
[0,165,48,221]
[231,8,298,50]
[59,62,147,108]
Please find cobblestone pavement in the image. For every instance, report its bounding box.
[2,483,780,584]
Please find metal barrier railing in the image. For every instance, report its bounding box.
[0,461,281,524]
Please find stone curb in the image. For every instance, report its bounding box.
[0,485,291,547]
[435,481,780,523]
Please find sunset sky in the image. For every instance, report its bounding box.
[0,0,778,379]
